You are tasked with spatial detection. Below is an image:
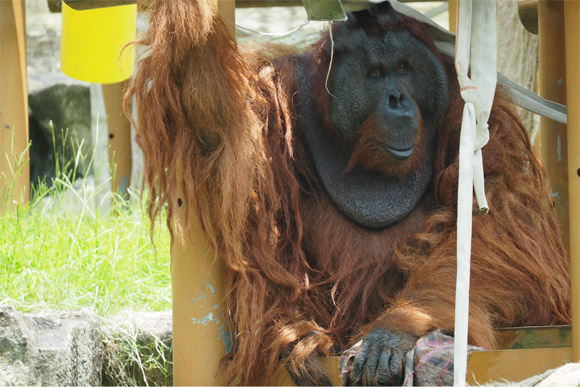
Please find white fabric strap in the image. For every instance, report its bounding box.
[453,1,497,386]
[454,97,476,387]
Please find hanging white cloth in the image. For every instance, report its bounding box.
[453,1,497,386]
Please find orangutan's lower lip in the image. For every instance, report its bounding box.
[385,146,414,160]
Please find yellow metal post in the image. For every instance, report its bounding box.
[171,1,235,385]
[103,81,132,196]
[448,0,457,34]
[564,0,580,363]
[538,0,569,255]
[0,0,29,210]
[172,219,229,385]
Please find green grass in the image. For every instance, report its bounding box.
[0,129,171,316]
[0,197,170,316]
[0,188,171,316]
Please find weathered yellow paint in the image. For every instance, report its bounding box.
[171,1,235,385]
[172,219,229,385]
[103,81,132,196]
[564,0,580,363]
[0,0,29,211]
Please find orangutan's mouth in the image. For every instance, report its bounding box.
[384,145,414,160]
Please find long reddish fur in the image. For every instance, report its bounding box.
[125,0,571,384]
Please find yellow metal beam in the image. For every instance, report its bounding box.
[0,0,29,211]
[564,0,580,363]
[538,0,568,256]
[466,347,572,384]
[54,0,443,12]
[103,81,132,196]
[172,219,229,385]
[171,1,235,385]
[448,0,457,33]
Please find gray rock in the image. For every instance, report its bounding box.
[0,306,102,386]
[28,84,92,184]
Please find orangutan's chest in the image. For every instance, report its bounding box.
[299,191,432,273]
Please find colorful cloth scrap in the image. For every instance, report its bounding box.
[340,330,483,386]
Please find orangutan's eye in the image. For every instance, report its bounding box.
[367,68,383,78]
[396,62,408,74]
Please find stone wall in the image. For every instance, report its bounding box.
[0,307,172,386]
[0,307,102,386]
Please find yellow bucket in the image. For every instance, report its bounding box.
[61,2,137,84]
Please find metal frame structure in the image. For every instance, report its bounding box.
[170,1,580,384]
[1,0,578,384]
